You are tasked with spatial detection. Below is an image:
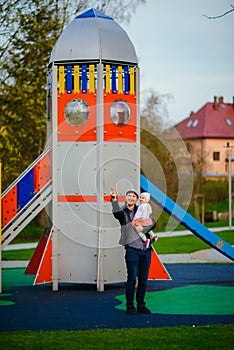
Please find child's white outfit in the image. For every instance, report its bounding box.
[132,192,158,248]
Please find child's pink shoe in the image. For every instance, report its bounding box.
[152,235,158,243]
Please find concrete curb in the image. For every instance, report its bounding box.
[2,249,232,268]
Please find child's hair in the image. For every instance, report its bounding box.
[141,192,150,203]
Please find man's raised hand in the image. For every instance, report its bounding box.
[110,187,117,201]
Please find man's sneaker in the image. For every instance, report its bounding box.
[126,306,137,315]
[137,306,151,314]
[152,235,158,243]
[145,238,150,249]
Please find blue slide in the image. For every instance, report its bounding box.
[140,174,234,261]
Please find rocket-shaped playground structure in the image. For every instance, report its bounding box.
[1,8,233,293]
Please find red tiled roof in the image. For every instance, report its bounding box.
[172,101,234,139]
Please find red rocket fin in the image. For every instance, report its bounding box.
[148,245,171,280]
[33,229,53,285]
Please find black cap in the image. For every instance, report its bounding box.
[126,189,139,198]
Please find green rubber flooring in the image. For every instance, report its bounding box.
[115,285,234,315]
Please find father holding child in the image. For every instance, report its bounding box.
[110,187,156,315]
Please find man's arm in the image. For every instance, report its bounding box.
[110,187,125,224]
[142,216,156,235]
[150,216,156,230]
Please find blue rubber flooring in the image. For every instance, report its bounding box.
[0,264,233,331]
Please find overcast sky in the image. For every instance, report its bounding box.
[123,0,234,125]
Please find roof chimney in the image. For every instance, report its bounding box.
[213,96,218,110]
[218,96,224,104]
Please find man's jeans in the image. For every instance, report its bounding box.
[125,247,151,308]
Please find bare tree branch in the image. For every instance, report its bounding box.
[203,4,234,19]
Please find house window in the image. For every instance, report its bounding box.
[213,152,220,161]
[225,118,232,126]
[192,119,199,127]
[186,120,192,128]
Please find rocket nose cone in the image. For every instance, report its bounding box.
[50,8,138,64]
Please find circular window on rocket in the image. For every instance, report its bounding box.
[110,100,131,127]
[64,99,89,126]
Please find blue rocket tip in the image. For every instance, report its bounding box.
[76,8,113,20]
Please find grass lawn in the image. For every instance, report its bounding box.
[154,230,234,254]
[2,230,233,260]
[2,249,35,261]
[0,325,233,350]
[12,220,44,242]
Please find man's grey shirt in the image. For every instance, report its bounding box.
[111,200,155,250]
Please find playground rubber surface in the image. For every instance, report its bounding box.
[0,264,233,331]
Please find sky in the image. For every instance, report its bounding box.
[123,0,234,125]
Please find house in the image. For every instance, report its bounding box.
[169,97,234,179]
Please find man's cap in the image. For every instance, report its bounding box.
[126,189,139,198]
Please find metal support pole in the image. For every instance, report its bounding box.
[136,66,141,191]
[52,64,59,291]
[96,63,104,292]
[228,152,232,230]
[0,162,2,293]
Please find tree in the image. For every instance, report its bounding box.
[0,0,145,190]
[140,90,194,229]
[67,0,146,23]
[203,4,234,19]
[140,89,177,198]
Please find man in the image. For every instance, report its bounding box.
[110,187,155,315]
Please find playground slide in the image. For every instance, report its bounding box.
[140,174,234,261]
